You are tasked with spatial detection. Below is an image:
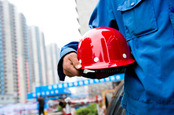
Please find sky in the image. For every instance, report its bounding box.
[9,0,81,48]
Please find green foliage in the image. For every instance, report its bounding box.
[57,105,63,112]
[76,103,98,115]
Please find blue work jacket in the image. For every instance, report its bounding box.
[58,0,174,114]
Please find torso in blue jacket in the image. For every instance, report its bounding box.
[58,0,174,114]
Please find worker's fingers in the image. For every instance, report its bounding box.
[63,52,82,77]
[63,68,81,77]
[63,59,81,77]
[68,52,81,69]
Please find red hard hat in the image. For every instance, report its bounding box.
[77,27,135,70]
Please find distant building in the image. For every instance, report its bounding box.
[75,0,99,35]
[16,13,29,103]
[0,1,4,95]
[46,43,60,84]
[27,26,35,92]
[0,0,31,103]
[0,0,19,103]
[28,26,48,88]
[0,0,60,104]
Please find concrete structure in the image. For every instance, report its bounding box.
[17,13,30,103]
[0,1,4,95]
[28,26,40,89]
[28,26,48,88]
[46,43,60,84]
[28,27,35,92]
[0,0,19,103]
[38,30,47,86]
[75,0,99,35]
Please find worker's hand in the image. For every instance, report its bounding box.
[63,52,82,77]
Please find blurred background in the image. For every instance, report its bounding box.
[0,0,124,114]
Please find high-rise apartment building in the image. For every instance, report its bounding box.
[9,2,18,96]
[16,13,30,103]
[46,43,60,84]
[39,33,48,86]
[0,0,60,104]
[28,26,40,91]
[0,1,5,96]
[0,0,19,103]
[0,0,31,103]
[28,26,48,88]
[0,0,5,96]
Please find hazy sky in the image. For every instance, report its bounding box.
[9,0,81,48]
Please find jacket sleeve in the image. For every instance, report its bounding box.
[57,41,79,81]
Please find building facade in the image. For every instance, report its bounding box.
[0,0,19,103]
[46,43,60,85]
[28,26,48,88]
[0,0,5,96]
[17,13,29,103]
[0,0,60,104]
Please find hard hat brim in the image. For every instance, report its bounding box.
[81,59,135,70]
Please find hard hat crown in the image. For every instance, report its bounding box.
[77,27,135,70]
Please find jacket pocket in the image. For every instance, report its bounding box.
[117,0,158,38]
